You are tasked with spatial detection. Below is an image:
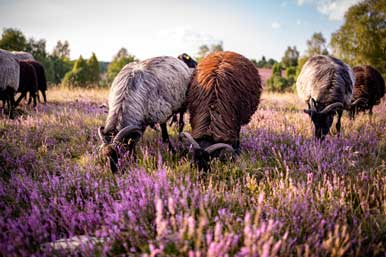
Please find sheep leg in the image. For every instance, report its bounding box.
[32,93,37,107]
[41,90,47,103]
[336,110,343,136]
[169,114,178,126]
[369,107,373,123]
[178,110,185,133]
[15,92,27,107]
[160,123,175,153]
[37,91,42,103]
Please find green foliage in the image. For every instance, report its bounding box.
[281,46,299,68]
[272,63,283,76]
[266,75,289,92]
[306,32,328,56]
[63,55,90,86]
[196,42,224,61]
[87,53,100,83]
[266,64,296,92]
[253,56,278,68]
[295,56,309,79]
[330,0,386,76]
[0,28,27,51]
[106,48,137,84]
[285,66,296,78]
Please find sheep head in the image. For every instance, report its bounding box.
[348,97,368,119]
[304,98,343,139]
[179,132,235,172]
[98,126,143,173]
[178,53,197,68]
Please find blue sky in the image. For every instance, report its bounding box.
[0,0,360,61]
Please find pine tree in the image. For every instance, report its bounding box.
[87,52,100,83]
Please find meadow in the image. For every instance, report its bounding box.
[0,86,385,256]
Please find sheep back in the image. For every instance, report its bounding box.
[18,61,38,94]
[104,56,192,132]
[11,51,34,61]
[296,55,354,109]
[352,65,385,106]
[187,51,262,146]
[0,51,20,92]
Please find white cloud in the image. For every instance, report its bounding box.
[296,0,360,20]
[281,1,288,7]
[157,26,221,45]
[271,21,281,29]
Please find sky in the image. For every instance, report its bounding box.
[0,0,361,61]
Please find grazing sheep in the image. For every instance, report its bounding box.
[0,50,19,117]
[180,51,262,171]
[296,55,354,139]
[25,60,48,104]
[349,65,385,119]
[15,61,38,107]
[98,56,193,173]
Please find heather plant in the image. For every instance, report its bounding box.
[0,88,386,256]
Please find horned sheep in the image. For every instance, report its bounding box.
[180,51,262,171]
[296,55,355,139]
[98,56,193,172]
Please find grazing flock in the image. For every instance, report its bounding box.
[0,49,47,117]
[0,48,385,172]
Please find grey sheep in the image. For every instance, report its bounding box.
[0,50,20,117]
[98,56,193,172]
[296,55,354,139]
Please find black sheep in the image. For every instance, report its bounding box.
[15,61,38,107]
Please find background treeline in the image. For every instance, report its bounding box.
[0,0,384,91]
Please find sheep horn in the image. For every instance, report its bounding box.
[113,125,143,144]
[179,132,200,149]
[98,126,109,144]
[205,143,234,154]
[319,102,344,114]
[351,98,368,106]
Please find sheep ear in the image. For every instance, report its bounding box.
[304,109,312,115]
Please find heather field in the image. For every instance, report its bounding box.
[1,87,386,257]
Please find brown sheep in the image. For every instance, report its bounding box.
[180,51,262,171]
[15,61,38,107]
[349,65,385,119]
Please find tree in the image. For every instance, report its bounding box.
[63,55,90,86]
[306,32,328,56]
[87,52,100,83]
[26,38,47,61]
[281,46,299,67]
[210,41,223,52]
[52,40,70,59]
[0,28,27,51]
[330,0,386,76]
[106,48,137,84]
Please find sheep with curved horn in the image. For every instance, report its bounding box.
[180,51,262,171]
[297,55,354,139]
[98,56,193,173]
[349,65,385,120]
